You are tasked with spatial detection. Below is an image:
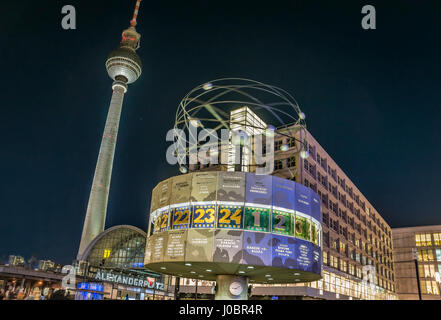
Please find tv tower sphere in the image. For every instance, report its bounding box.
[106,26,142,84]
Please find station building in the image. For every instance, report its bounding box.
[76,225,174,300]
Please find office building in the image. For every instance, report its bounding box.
[392,225,441,300]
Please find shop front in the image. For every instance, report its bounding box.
[77,268,172,300]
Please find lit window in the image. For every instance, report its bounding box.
[421,280,440,295]
[323,251,328,265]
[416,233,432,247]
[418,249,435,262]
[433,233,441,246]
[419,264,436,278]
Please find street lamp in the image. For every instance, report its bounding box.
[413,248,422,300]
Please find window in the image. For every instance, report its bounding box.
[323,251,328,265]
[304,159,309,171]
[323,213,329,227]
[436,249,441,262]
[323,231,330,247]
[421,280,440,295]
[333,239,338,251]
[419,264,436,278]
[348,264,355,275]
[416,233,432,247]
[433,233,441,246]
[418,249,435,262]
[304,179,310,188]
[274,140,282,151]
[330,255,339,269]
[330,201,338,214]
[287,156,296,167]
[340,260,347,272]
[340,242,346,253]
[308,144,316,160]
[274,159,283,170]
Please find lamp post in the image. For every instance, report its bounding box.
[413,248,422,300]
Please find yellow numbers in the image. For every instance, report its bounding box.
[173,209,189,225]
[230,209,242,224]
[160,214,168,229]
[154,217,161,233]
[194,209,206,224]
[192,207,215,226]
[218,207,243,228]
[205,208,215,223]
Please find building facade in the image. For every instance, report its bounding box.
[392,225,441,300]
[267,128,396,299]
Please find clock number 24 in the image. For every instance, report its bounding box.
[218,208,242,225]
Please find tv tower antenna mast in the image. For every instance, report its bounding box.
[77,0,143,260]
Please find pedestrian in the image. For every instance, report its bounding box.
[17,289,24,300]
[39,293,45,300]
[0,289,5,300]
[5,289,10,300]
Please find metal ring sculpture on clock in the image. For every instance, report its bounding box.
[173,78,309,174]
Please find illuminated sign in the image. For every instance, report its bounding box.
[77,282,104,292]
[94,271,164,290]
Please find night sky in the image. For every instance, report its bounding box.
[1,0,440,264]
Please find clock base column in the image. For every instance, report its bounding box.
[215,275,248,300]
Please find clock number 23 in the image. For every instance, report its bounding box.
[193,208,215,224]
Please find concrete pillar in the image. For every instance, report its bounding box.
[215,275,248,300]
[77,81,127,259]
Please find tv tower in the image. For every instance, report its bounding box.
[77,0,143,260]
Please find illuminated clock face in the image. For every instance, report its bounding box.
[229,281,243,296]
